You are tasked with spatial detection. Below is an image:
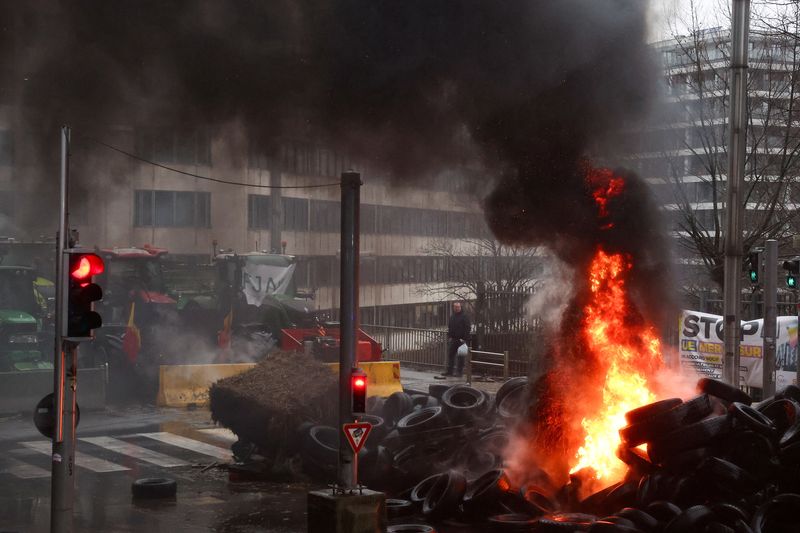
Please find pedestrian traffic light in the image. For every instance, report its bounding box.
[64,250,104,340]
[745,251,762,284]
[784,259,800,289]
[351,368,367,415]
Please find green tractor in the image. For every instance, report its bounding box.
[169,252,320,355]
[0,266,51,372]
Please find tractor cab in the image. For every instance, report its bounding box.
[96,246,176,324]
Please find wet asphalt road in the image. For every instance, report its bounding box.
[0,406,310,533]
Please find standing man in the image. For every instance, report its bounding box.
[444,301,471,377]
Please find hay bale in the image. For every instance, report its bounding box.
[209,351,338,456]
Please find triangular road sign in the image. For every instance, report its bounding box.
[343,422,372,454]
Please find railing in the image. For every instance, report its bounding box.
[361,324,447,370]
[465,349,509,385]
[361,324,534,377]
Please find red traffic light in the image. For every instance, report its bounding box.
[354,377,366,389]
[70,254,104,280]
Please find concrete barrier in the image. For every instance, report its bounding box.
[157,363,256,407]
[325,361,403,398]
[0,366,107,414]
[157,360,403,408]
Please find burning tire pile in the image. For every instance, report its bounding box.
[297,377,800,532]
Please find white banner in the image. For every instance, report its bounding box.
[679,310,798,388]
[242,263,296,306]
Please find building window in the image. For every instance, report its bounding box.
[136,129,211,166]
[134,190,211,228]
[247,195,309,231]
[282,197,309,231]
[248,194,271,229]
[0,130,12,166]
[310,199,340,232]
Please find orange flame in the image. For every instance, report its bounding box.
[567,167,663,483]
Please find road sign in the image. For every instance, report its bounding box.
[343,422,372,454]
[34,393,80,439]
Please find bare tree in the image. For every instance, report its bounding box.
[418,238,542,338]
[651,4,800,290]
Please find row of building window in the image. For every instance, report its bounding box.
[294,255,542,288]
[246,195,489,238]
[131,189,489,238]
[134,190,211,228]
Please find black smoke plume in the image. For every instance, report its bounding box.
[0,0,671,318]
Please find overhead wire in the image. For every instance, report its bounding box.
[82,136,342,189]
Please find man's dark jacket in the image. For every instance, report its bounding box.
[448,311,471,341]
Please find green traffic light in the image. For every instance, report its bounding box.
[749,270,758,283]
[788,275,797,288]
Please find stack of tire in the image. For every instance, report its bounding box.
[380,378,800,531]
[542,378,800,532]
[298,379,531,529]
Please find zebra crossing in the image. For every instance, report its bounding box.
[0,427,238,479]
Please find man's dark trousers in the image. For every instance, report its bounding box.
[446,339,465,376]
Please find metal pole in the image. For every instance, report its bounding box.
[723,0,750,386]
[763,240,777,396]
[269,157,283,253]
[338,171,361,489]
[51,126,74,533]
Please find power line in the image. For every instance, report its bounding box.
[83,136,342,189]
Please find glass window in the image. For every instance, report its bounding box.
[135,190,211,228]
[248,194,271,229]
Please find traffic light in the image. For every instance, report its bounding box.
[64,250,104,340]
[351,368,367,415]
[784,259,800,289]
[745,251,762,284]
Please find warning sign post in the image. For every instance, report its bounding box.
[343,422,372,485]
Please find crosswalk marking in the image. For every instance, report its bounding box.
[80,436,189,468]
[20,441,130,473]
[0,457,50,479]
[198,427,238,444]
[137,432,232,462]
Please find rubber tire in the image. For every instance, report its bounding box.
[497,383,529,420]
[750,493,800,533]
[495,377,528,407]
[428,384,450,400]
[625,398,682,425]
[384,392,415,423]
[462,469,509,512]
[387,526,437,533]
[303,425,338,466]
[728,402,778,439]
[616,508,659,531]
[488,513,539,530]
[776,384,800,403]
[358,414,387,442]
[664,505,715,533]
[131,477,177,499]
[620,395,712,447]
[411,473,444,504]
[698,378,752,405]
[397,406,447,434]
[441,385,486,421]
[386,498,414,519]
[645,501,681,523]
[422,470,467,520]
[647,414,732,464]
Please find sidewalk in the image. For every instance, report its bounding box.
[400,367,507,395]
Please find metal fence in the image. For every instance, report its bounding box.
[362,323,540,377]
[361,324,447,370]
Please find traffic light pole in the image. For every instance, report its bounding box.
[722,0,750,386]
[763,240,777,397]
[51,126,76,533]
[338,171,361,490]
